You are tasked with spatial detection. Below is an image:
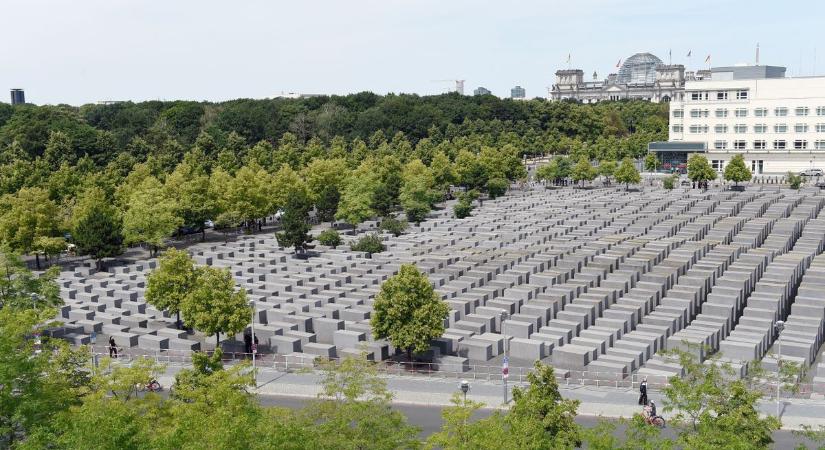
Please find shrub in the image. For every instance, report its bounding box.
[380,217,408,237]
[787,171,803,190]
[663,175,676,190]
[453,200,473,219]
[351,233,385,254]
[317,229,341,248]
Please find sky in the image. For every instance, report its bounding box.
[3,0,825,105]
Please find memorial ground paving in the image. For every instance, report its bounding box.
[48,185,825,386]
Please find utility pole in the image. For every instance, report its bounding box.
[775,320,785,418]
[501,312,510,404]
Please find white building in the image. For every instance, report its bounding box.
[652,65,825,175]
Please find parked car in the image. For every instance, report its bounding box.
[799,168,824,177]
[204,220,215,229]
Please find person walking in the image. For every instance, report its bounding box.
[108,336,118,358]
[639,377,648,405]
[243,332,252,355]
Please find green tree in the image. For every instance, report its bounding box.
[507,362,582,448]
[303,158,347,223]
[0,253,61,310]
[644,152,660,172]
[165,160,215,241]
[371,264,449,361]
[723,153,752,187]
[687,154,717,187]
[453,200,473,219]
[380,217,408,237]
[454,150,487,190]
[71,187,123,271]
[598,160,617,184]
[661,347,780,450]
[0,187,62,269]
[181,266,250,347]
[304,355,420,450]
[275,189,314,255]
[399,159,437,224]
[122,176,182,256]
[145,248,198,329]
[663,174,677,190]
[614,157,642,190]
[426,394,509,450]
[336,161,380,226]
[485,177,508,199]
[429,150,455,195]
[373,155,403,217]
[317,229,341,248]
[570,156,597,187]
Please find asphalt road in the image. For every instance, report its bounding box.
[258,395,816,449]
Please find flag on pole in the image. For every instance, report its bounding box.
[616,59,622,68]
[687,50,692,57]
[705,54,711,63]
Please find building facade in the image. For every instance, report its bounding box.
[474,86,491,96]
[10,89,24,105]
[511,85,526,99]
[662,65,825,175]
[549,53,688,103]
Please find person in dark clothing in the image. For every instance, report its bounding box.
[639,378,648,405]
[109,336,118,358]
[243,332,252,355]
[650,401,657,418]
[253,334,259,353]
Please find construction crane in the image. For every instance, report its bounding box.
[431,79,465,95]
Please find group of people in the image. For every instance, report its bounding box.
[638,378,659,424]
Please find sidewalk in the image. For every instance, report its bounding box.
[156,365,825,430]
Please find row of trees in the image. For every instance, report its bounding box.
[535,156,642,189]
[0,140,525,268]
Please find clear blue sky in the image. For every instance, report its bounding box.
[3,0,824,105]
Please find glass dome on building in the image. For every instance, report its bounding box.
[617,53,663,85]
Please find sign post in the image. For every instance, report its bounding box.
[502,356,509,404]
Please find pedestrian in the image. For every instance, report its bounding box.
[109,336,118,358]
[639,377,648,405]
[243,332,252,355]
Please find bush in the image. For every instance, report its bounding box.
[663,175,676,190]
[317,229,341,248]
[787,171,803,190]
[380,217,408,237]
[351,233,385,254]
[486,177,508,199]
[453,200,473,219]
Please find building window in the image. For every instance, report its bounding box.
[817,106,825,116]
[690,109,709,118]
[689,125,708,133]
[715,109,728,118]
[755,107,768,117]
[717,92,728,100]
[734,140,747,150]
[736,90,748,100]
[795,123,809,133]
[774,124,788,133]
[714,140,728,150]
[691,92,701,101]
[816,140,825,150]
[774,140,787,149]
[796,107,810,116]
[672,125,683,133]
[754,124,768,133]
[775,107,788,117]
[711,160,725,171]
[817,124,825,132]
[753,140,766,150]
[715,124,728,133]
[794,140,808,149]
[672,109,683,118]
[734,108,748,117]
[734,124,747,133]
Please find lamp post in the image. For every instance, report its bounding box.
[501,311,510,405]
[775,320,785,418]
[250,300,257,386]
[460,380,470,402]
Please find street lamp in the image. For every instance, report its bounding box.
[249,300,257,387]
[775,320,785,417]
[460,380,470,402]
[500,311,510,405]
